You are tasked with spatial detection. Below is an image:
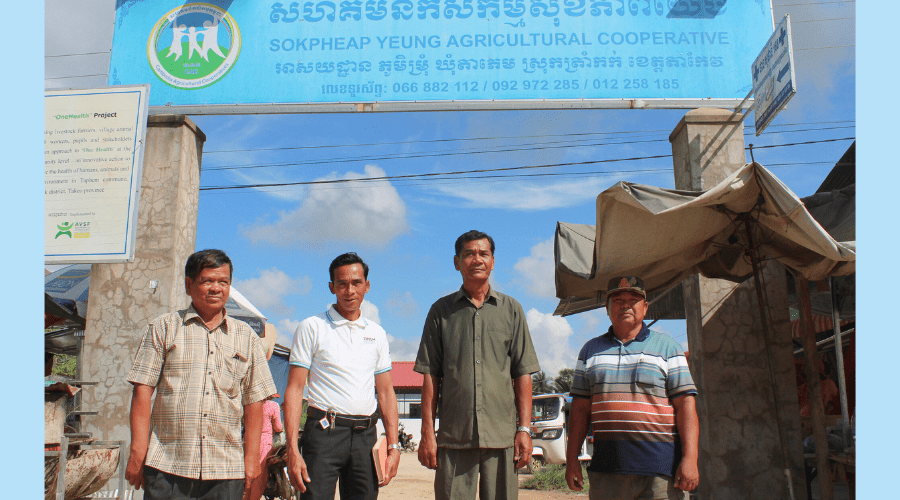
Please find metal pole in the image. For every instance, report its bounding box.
[743,216,796,500]
[57,435,68,500]
[796,276,835,500]
[828,277,852,447]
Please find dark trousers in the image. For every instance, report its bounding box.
[143,466,243,500]
[300,419,378,500]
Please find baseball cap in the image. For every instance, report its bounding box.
[606,276,646,299]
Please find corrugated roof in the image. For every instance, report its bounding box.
[391,361,423,388]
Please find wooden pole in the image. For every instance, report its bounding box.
[795,276,834,500]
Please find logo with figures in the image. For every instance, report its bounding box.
[147,3,241,89]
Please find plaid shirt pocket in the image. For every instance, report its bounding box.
[218,344,249,399]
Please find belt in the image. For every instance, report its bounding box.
[308,406,378,430]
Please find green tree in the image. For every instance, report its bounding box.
[53,354,77,378]
[553,368,574,394]
[531,371,555,394]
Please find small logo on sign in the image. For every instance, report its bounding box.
[147,3,241,90]
[55,222,74,239]
[55,221,91,240]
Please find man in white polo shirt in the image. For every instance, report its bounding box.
[283,252,400,500]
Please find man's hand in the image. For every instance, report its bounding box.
[379,448,401,486]
[565,461,585,491]
[126,383,154,490]
[286,447,311,493]
[673,458,699,492]
[124,445,147,490]
[513,431,532,470]
[418,432,438,470]
[243,458,261,498]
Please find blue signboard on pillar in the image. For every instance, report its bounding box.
[108,0,774,112]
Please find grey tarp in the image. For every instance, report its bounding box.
[554,162,856,316]
[45,264,269,335]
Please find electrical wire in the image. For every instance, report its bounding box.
[199,137,853,191]
[45,51,108,58]
[44,74,107,80]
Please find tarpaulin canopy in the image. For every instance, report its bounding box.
[45,264,269,337]
[554,162,856,316]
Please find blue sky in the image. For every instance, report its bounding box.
[41,1,857,379]
[10,0,891,495]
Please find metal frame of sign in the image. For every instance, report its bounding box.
[45,85,150,264]
[108,1,775,114]
[752,14,796,136]
[152,97,753,115]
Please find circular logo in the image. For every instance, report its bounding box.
[147,3,241,89]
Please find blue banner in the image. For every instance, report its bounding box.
[108,0,773,108]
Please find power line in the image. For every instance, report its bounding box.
[201,153,674,191]
[791,17,855,23]
[202,136,669,172]
[45,51,108,58]
[45,74,107,80]
[203,159,836,195]
[199,137,853,192]
[200,124,853,172]
[203,129,671,154]
[203,120,854,155]
[795,45,854,51]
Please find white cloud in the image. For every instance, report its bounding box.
[427,177,619,211]
[275,318,303,347]
[242,165,409,248]
[386,291,419,318]
[525,308,578,377]
[387,334,421,362]
[233,268,312,317]
[514,239,556,298]
[360,300,381,325]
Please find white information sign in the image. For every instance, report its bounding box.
[45,85,150,264]
[752,15,796,136]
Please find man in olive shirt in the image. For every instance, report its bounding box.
[414,230,540,500]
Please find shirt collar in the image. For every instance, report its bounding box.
[325,304,369,329]
[453,285,500,306]
[184,304,232,333]
[604,321,650,344]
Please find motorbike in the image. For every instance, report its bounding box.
[398,423,417,452]
[264,443,297,500]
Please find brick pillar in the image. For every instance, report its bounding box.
[80,115,205,443]
[669,108,806,499]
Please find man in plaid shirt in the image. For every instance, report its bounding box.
[125,249,277,500]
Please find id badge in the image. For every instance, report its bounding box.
[319,417,330,430]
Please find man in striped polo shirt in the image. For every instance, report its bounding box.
[565,276,699,500]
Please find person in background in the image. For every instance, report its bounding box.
[249,393,284,500]
[415,230,540,500]
[565,276,699,500]
[125,249,277,500]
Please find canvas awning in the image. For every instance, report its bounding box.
[554,162,856,316]
[45,265,270,354]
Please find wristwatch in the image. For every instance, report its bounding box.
[516,426,532,435]
[388,443,402,451]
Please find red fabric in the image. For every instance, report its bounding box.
[791,313,848,338]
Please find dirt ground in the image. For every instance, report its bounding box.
[373,452,588,500]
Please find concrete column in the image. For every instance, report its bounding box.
[670,109,807,499]
[81,115,205,443]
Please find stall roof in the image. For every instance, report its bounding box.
[554,162,855,317]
